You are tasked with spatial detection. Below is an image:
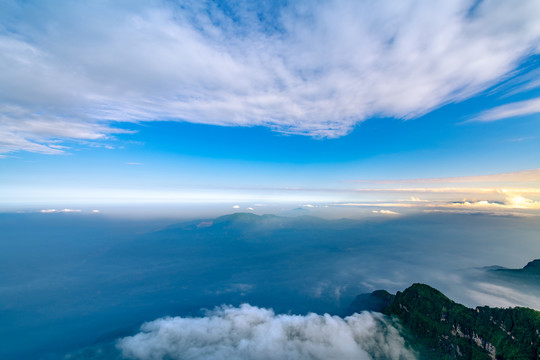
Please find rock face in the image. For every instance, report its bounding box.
[350,283,540,359]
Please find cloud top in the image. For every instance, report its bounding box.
[1,0,540,154]
[117,304,415,360]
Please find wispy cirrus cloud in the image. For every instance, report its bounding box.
[471,97,540,122]
[1,0,540,154]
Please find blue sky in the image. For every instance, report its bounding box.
[1,0,540,215]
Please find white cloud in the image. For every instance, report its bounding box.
[39,208,81,213]
[232,205,240,209]
[91,209,100,213]
[471,97,540,122]
[441,193,540,210]
[504,193,540,209]
[1,0,540,154]
[117,304,415,360]
[372,210,400,215]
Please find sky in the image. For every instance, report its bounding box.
[1,0,540,216]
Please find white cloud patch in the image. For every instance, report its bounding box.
[372,210,400,215]
[1,0,540,154]
[232,205,240,209]
[40,208,81,213]
[471,97,540,122]
[117,304,415,360]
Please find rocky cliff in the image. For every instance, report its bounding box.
[349,283,540,359]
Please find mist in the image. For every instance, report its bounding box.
[1,210,539,359]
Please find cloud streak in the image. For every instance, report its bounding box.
[1,0,540,154]
[117,304,415,360]
[471,97,540,122]
[348,168,540,185]
[372,210,400,215]
[39,208,81,213]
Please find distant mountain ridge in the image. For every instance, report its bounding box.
[488,259,540,274]
[483,259,540,290]
[524,259,540,270]
[161,212,354,232]
[348,283,540,359]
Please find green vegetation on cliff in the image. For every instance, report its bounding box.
[352,284,540,359]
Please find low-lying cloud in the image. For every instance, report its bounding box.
[40,208,81,213]
[372,210,400,215]
[117,304,415,360]
[466,282,540,310]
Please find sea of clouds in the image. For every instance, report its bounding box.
[3,212,539,359]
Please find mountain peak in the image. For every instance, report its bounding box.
[524,259,540,270]
[366,283,540,359]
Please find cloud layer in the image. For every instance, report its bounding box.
[349,168,540,185]
[1,0,540,154]
[117,304,415,360]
